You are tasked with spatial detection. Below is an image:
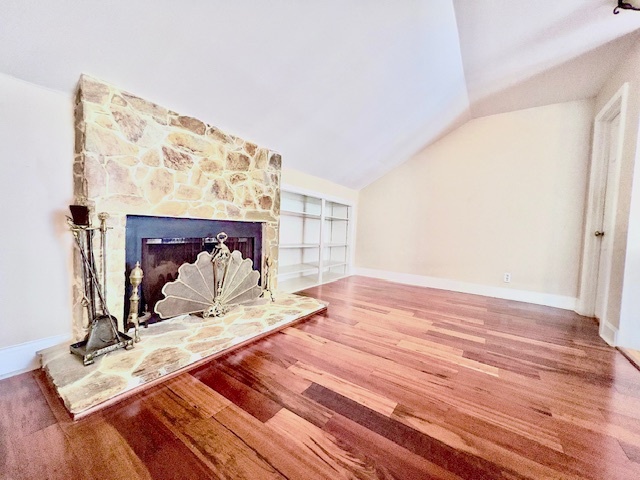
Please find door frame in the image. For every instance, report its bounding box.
[576,83,628,345]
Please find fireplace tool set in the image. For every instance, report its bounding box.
[67,205,134,365]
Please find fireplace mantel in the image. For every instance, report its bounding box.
[72,75,281,338]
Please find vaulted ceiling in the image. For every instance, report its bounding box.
[1,1,638,188]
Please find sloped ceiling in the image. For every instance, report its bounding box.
[0,1,638,189]
[454,0,640,118]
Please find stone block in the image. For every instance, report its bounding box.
[111,95,127,107]
[141,149,161,167]
[99,194,150,214]
[191,167,208,187]
[188,204,215,219]
[206,126,234,146]
[114,156,139,167]
[152,201,189,217]
[209,178,234,202]
[106,160,140,196]
[135,165,150,182]
[199,157,223,174]
[121,92,168,125]
[226,151,251,171]
[268,152,282,170]
[143,169,174,204]
[176,184,202,201]
[111,105,147,143]
[245,210,275,222]
[162,146,194,171]
[85,123,138,157]
[229,172,248,185]
[258,195,273,210]
[79,75,111,104]
[167,132,214,156]
[85,156,106,198]
[171,115,206,135]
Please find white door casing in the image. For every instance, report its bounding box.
[594,113,620,322]
[576,83,628,346]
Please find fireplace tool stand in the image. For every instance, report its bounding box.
[68,206,133,366]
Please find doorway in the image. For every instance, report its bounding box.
[577,83,628,345]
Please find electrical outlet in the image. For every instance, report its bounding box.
[503,272,511,283]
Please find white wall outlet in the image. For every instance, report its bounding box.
[503,272,511,283]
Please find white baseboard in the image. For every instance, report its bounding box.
[354,267,577,310]
[0,334,71,380]
[599,320,618,346]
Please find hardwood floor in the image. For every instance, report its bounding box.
[2,276,640,479]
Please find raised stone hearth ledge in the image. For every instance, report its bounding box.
[40,293,326,418]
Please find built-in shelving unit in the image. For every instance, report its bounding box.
[278,189,353,293]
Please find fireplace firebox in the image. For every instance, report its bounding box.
[125,215,263,322]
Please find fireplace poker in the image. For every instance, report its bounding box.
[98,212,110,305]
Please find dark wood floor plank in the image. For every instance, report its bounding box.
[304,382,532,480]
[106,397,217,480]
[214,352,335,428]
[165,374,231,417]
[144,386,286,480]
[289,360,398,416]
[190,363,282,422]
[323,412,466,480]
[61,413,154,480]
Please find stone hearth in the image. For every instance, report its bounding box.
[40,293,326,418]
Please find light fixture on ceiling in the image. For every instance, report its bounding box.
[614,1,640,14]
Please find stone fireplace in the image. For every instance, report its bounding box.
[72,75,281,339]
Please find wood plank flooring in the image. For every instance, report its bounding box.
[3,276,640,479]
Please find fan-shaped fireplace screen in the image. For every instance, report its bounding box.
[125,215,263,322]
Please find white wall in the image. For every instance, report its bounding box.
[356,100,594,306]
[0,73,74,374]
[595,42,640,348]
